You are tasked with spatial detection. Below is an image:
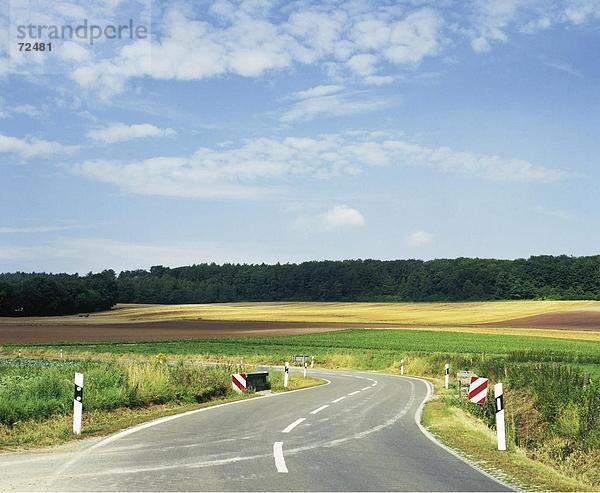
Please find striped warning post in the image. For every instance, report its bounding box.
[468,376,489,404]
[231,373,247,393]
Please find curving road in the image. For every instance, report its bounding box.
[0,369,511,492]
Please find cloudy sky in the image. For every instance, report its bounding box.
[1,0,599,273]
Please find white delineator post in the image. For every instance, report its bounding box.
[311,356,314,369]
[73,372,84,435]
[444,363,449,389]
[284,361,289,388]
[303,361,308,378]
[60,348,63,359]
[494,383,506,451]
[400,359,405,375]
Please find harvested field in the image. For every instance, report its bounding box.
[488,309,600,330]
[1,301,600,345]
[0,319,381,344]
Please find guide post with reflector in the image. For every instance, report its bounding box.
[73,372,84,435]
[284,361,289,388]
[444,363,449,389]
[494,383,506,451]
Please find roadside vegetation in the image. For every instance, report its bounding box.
[0,357,321,449]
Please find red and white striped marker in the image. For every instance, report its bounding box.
[468,376,489,404]
[231,373,247,393]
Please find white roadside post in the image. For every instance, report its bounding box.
[400,359,405,376]
[284,361,289,388]
[73,372,84,435]
[311,356,314,369]
[60,348,63,359]
[494,383,506,451]
[444,363,449,389]
[303,360,307,378]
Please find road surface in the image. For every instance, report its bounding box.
[0,369,511,491]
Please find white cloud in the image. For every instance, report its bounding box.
[292,85,344,99]
[282,85,390,122]
[11,104,43,117]
[406,230,434,247]
[0,98,44,119]
[545,62,584,78]
[0,133,77,158]
[87,123,177,143]
[1,1,598,95]
[71,131,567,199]
[0,224,81,234]
[466,0,600,53]
[321,205,365,229]
[532,205,573,220]
[57,3,447,97]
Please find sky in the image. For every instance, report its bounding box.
[0,0,599,273]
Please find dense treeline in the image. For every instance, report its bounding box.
[1,256,600,316]
[117,255,600,304]
[0,270,118,316]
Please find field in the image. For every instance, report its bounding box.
[1,301,600,344]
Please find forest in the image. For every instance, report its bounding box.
[1,255,600,316]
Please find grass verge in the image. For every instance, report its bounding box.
[423,398,598,492]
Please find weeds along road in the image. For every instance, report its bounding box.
[0,369,511,492]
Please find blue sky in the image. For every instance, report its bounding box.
[0,0,599,273]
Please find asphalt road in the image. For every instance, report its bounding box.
[0,369,511,492]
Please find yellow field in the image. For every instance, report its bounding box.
[79,300,596,324]
[2,301,599,343]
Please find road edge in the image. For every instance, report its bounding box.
[398,374,517,492]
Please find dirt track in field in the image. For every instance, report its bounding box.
[0,320,398,344]
[485,310,600,330]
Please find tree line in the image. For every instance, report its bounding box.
[1,256,600,316]
[0,270,118,316]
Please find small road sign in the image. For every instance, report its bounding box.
[468,376,489,404]
[293,355,309,363]
[231,373,247,393]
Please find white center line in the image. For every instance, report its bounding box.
[310,404,329,415]
[331,396,346,403]
[361,386,371,391]
[348,390,360,396]
[273,442,288,473]
[282,418,306,433]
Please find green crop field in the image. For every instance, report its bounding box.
[21,328,598,366]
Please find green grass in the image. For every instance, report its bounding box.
[15,328,600,363]
[423,399,598,492]
[0,358,234,427]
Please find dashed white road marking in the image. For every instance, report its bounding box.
[361,386,371,391]
[310,404,329,415]
[282,418,305,434]
[273,442,288,473]
[331,396,346,403]
[348,390,360,396]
